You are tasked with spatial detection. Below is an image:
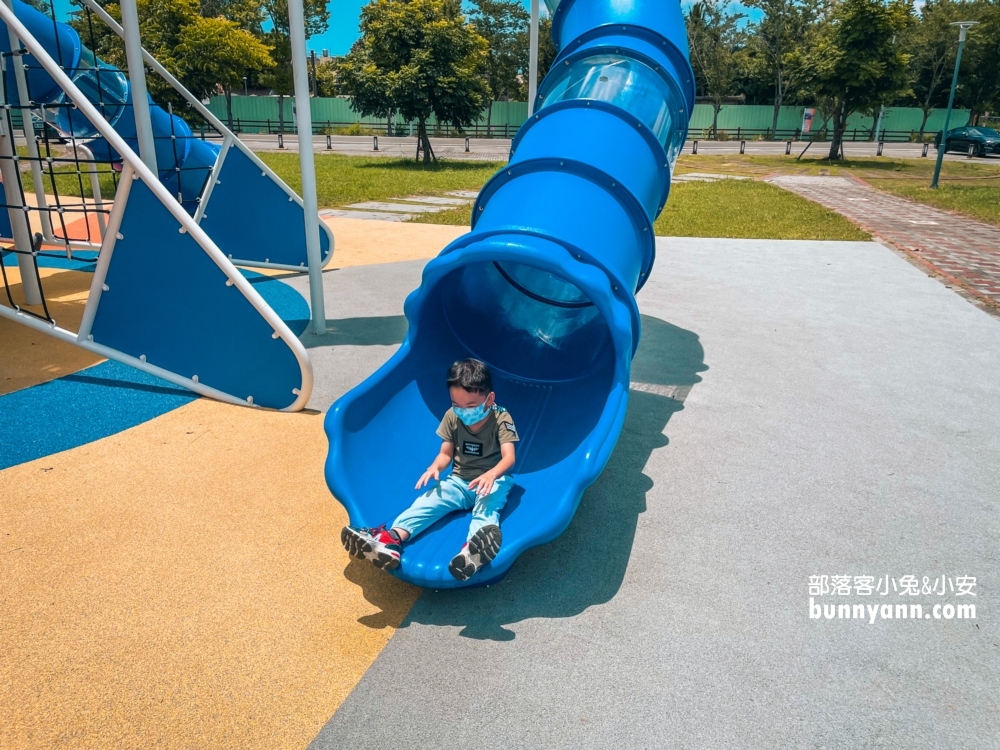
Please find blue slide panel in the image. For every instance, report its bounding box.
[325,0,694,588]
[89,179,306,410]
[200,148,333,268]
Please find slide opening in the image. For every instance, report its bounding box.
[439,260,613,383]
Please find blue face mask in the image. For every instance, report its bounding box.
[453,402,491,426]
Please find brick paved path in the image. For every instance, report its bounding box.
[769,175,1000,310]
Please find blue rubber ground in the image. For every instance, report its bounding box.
[1,266,309,469]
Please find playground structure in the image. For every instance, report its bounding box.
[325,0,694,587]
[0,0,332,411]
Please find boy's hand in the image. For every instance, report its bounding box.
[415,467,440,490]
[468,471,496,497]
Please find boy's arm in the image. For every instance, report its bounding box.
[415,441,455,489]
[467,442,516,496]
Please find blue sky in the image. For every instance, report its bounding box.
[49,0,763,58]
[306,0,763,56]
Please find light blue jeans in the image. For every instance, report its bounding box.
[392,474,513,542]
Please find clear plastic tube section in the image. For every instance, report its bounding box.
[46,45,129,138]
[540,53,685,165]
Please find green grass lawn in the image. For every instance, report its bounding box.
[864,181,1000,226]
[258,153,504,207]
[654,180,868,239]
[275,153,864,240]
[414,178,868,240]
[24,151,870,241]
[675,153,1000,227]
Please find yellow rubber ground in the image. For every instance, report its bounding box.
[0,400,420,748]
[0,265,102,395]
[1,218,468,747]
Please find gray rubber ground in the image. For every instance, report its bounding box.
[292,238,1000,749]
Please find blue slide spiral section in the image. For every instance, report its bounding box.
[324,0,694,588]
[0,0,219,212]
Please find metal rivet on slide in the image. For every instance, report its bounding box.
[261,171,267,176]
[179,227,186,233]
[272,331,280,339]
[139,354,146,362]
[292,388,301,395]
[87,334,93,341]
[226,279,234,286]
[192,375,199,383]
[102,283,109,291]
[116,232,123,240]
[247,396,254,405]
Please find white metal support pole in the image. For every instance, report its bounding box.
[288,0,326,335]
[0,52,41,303]
[527,0,539,117]
[119,0,157,173]
[2,0,53,241]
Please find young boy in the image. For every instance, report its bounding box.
[341,359,519,581]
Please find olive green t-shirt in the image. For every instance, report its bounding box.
[436,405,519,479]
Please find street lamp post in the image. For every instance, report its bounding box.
[931,21,979,188]
[243,76,248,96]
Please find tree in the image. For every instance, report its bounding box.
[174,15,273,127]
[686,0,748,138]
[514,15,557,101]
[256,0,330,136]
[469,0,528,128]
[261,0,329,37]
[339,0,489,163]
[314,57,341,97]
[744,0,819,138]
[71,0,272,121]
[788,0,912,159]
[198,0,266,33]
[955,1,1000,124]
[904,0,980,136]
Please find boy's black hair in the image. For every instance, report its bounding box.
[447,358,492,394]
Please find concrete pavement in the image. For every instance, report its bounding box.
[300,236,1000,748]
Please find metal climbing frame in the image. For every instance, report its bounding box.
[0,0,313,411]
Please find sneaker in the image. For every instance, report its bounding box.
[449,524,502,581]
[341,524,402,571]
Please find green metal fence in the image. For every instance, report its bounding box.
[206,96,971,141]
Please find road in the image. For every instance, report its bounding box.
[223,133,999,164]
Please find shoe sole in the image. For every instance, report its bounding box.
[449,524,502,581]
[341,526,400,571]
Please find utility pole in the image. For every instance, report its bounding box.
[931,21,979,189]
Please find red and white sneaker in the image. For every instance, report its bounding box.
[449,524,502,581]
[341,524,402,571]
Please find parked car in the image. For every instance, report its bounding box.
[934,126,1000,157]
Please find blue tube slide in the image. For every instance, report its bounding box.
[0,0,219,212]
[324,0,694,588]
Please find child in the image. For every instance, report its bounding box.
[341,358,518,581]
